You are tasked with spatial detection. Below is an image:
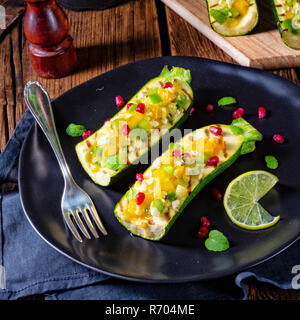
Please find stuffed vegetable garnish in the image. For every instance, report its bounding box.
[206,0,258,36]
[114,118,262,240]
[271,0,300,49]
[75,66,193,186]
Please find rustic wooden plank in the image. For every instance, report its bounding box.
[162,0,300,69]
[21,0,162,100]
[11,23,24,125]
[2,32,15,142]
[0,0,25,40]
[0,0,162,151]
[0,28,8,150]
[165,4,300,301]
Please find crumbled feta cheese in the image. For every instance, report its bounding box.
[172,200,180,211]
[97,171,110,185]
[97,135,109,145]
[146,177,154,185]
[139,181,147,192]
[150,120,159,127]
[152,158,161,169]
[175,159,184,166]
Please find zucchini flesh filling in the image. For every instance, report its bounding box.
[75,66,193,186]
[207,0,258,35]
[115,118,262,240]
[273,0,300,49]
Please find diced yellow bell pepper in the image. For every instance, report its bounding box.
[174,166,185,178]
[103,144,117,157]
[234,0,249,16]
[127,111,144,128]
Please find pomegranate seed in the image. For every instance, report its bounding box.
[82,130,93,139]
[115,95,125,107]
[232,107,244,119]
[122,124,130,136]
[190,107,196,115]
[206,104,214,112]
[258,107,267,119]
[162,82,173,89]
[207,156,219,166]
[136,192,145,205]
[126,102,134,111]
[104,117,112,123]
[172,148,181,157]
[209,126,222,136]
[136,103,145,114]
[197,226,209,239]
[210,188,222,201]
[200,216,211,228]
[136,173,144,182]
[273,134,284,144]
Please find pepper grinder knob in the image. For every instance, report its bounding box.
[24,0,78,79]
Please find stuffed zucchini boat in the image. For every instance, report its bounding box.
[75,66,193,186]
[271,0,300,49]
[206,0,258,36]
[114,118,263,240]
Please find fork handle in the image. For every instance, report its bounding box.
[24,81,73,184]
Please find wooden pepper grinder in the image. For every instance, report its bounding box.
[24,0,78,79]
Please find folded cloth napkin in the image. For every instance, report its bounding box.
[0,110,299,300]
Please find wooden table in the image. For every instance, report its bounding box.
[0,0,299,300]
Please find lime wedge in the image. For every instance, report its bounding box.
[224,171,280,230]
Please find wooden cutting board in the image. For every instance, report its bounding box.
[0,0,25,40]
[161,0,300,69]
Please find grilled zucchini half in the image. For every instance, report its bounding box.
[75,66,193,186]
[271,0,300,49]
[114,118,262,241]
[206,0,258,36]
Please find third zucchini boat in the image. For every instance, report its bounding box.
[206,0,259,36]
[75,66,193,186]
[271,0,300,49]
[114,118,263,240]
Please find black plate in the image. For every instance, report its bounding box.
[19,57,300,282]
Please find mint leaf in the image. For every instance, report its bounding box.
[218,96,237,107]
[126,187,138,201]
[205,230,230,252]
[265,155,278,169]
[229,125,243,135]
[66,123,86,137]
[104,155,123,171]
[210,9,228,25]
[241,141,256,155]
[159,66,192,84]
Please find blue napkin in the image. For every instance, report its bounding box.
[0,110,299,300]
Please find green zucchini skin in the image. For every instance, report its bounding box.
[271,0,300,50]
[114,118,263,241]
[75,66,193,186]
[206,0,259,36]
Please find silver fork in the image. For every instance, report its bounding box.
[24,81,108,242]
